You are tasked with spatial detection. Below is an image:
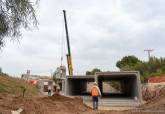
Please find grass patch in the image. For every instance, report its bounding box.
[0,83,6,93]
[0,75,39,97]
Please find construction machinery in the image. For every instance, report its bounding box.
[53,10,73,80]
[63,10,73,77]
[52,10,73,93]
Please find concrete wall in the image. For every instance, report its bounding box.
[65,76,95,96]
[64,72,142,105]
[96,71,142,103]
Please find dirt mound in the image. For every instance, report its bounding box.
[0,94,94,114]
[141,88,165,110]
[36,95,91,114]
[1,93,165,114]
[142,84,165,101]
[45,94,74,101]
[124,86,165,114]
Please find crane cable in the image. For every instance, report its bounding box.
[60,14,65,66]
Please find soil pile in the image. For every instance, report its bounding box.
[142,84,165,101]
[123,87,165,114]
[0,94,97,114]
[0,93,165,114]
[141,87,165,110]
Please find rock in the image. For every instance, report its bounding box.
[11,108,23,114]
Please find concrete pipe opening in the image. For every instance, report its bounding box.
[97,72,142,101]
[66,76,95,96]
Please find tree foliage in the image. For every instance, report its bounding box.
[116,55,141,71]
[86,68,102,75]
[116,56,165,82]
[0,0,38,48]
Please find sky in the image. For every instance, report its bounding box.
[1,0,165,76]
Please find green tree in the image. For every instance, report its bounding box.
[86,68,102,75]
[116,56,165,82]
[0,0,38,48]
[86,71,91,75]
[116,55,142,71]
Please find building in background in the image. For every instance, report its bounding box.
[21,70,40,86]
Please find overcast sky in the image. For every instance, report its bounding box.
[1,0,165,76]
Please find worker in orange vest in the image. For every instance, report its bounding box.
[91,82,101,110]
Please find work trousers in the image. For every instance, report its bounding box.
[48,90,51,96]
[92,96,98,110]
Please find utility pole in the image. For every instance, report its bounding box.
[144,49,154,61]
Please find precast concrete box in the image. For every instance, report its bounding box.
[96,71,143,105]
[64,72,142,106]
[65,75,95,96]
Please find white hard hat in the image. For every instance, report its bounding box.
[93,82,97,85]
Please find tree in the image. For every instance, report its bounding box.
[86,71,91,75]
[0,0,38,48]
[116,56,165,82]
[86,68,102,75]
[116,55,142,71]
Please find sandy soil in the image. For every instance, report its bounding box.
[0,92,165,114]
[0,94,100,114]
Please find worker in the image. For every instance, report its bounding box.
[54,84,60,95]
[91,82,101,110]
[48,84,52,96]
[56,84,60,94]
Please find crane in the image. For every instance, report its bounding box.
[63,10,73,77]
[52,10,73,94]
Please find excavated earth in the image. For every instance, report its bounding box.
[0,92,165,114]
[0,94,95,114]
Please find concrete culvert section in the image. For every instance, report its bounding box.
[65,76,95,96]
[96,71,143,106]
[98,74,137,98]
[65,72,142,106]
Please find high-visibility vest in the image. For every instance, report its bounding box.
[91,87,99,96]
